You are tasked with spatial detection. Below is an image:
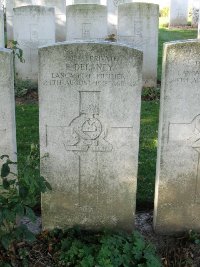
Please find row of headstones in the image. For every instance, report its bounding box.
[4,0,200,34]
[1,1,200,88]
[6,3,159,87]
[1,38,200,234]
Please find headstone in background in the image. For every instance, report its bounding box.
[0,48,17,174]
[118,2,159,87]
[66,4,107,41]
[13,5,55,82]
[39,42,142,231]
[73,0,100,3]
[6,0,14,41]
[6,0,33,42]
[169,0,188,26]
[192,0,200,27]
[36,0,66,41]
[0,5,4,47]
[107,0,123,35]
[154,40,200,234]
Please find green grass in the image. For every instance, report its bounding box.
[157,28,197,81]
[15,27,198,209]
[16,104,39,174]
[137,101,159,208]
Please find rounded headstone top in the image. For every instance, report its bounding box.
[0,48,13,54]
[66,4,107,9]
[164,39,200,46]
[13,5,55,15]
[118,2,159,8]
[38,40,143,55]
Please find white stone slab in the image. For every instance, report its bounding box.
[36,0,66,41]
[169,0,189,26]
[6,0,33,41]
[73,0,100,3]
[39,41,143,231]
[154,40,200,234]
[13,5,55,82]
[107,0,123,35]
[118,2,159,87]
[6,0,14,41]
[66,4,107,41]
[0,9,4,47]
[0,48,17,174]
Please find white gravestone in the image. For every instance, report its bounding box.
[36,0,66,42]
[73,0,100,3]
[39,41,143,230]
[118,2,159,87]
[154,40,200,234]
[169,0,188,26]
[192,0,200,27]
[6,0,33,41]
[66,4,107,41]
[71,0,106,4]
[6,0,14,41]
[0,49,17,174]
[107,0,123,35]
[0,8,4,47]
[13,6,55,82]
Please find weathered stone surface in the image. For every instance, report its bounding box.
[13,5,55,82]
[36,0,66,41]
[6,0,33,41]
[66,5,107,41]
[0,9,4,47]
[39,41,143,231]
[154,40,200,234]
[118,2,159,87]
[169,0,188,26]
[7,0,65,41]
[6,0,14,41]
[73,0,100,3]
[0,49,17,174]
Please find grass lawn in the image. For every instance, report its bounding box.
[15,27,198,209]
[157,27,197,81]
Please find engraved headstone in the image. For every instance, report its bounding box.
[73,0,100,3]
[154,40,200,233]
[0,8,4,47]
[39,41,143,230]
[66,4,107,41]
[6,0,33,41]
[169,0,188,26]
[0,48,17,174]
[13,6,55,82]
[118,2,159,87]
[36,0,66,41]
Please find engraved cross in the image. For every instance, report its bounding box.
[169,114,200,202]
